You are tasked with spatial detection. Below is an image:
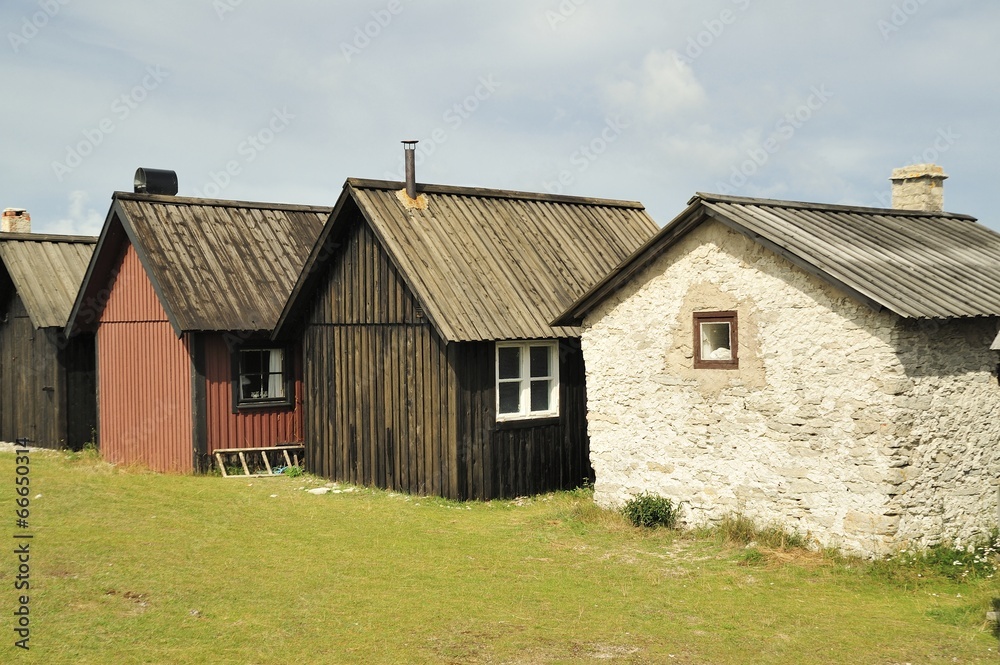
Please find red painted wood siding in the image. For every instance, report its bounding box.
[203,334,304,452]
[97,243,193,473]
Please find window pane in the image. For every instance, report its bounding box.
[267,349,284,399]
[241,373,264,400]
[242,350,263,374]
[701,322,732,360]
[498,382,520,414]
[530,380,550,412]
[498,347,521,380]
[529,345,550,378]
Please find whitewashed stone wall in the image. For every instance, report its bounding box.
[582,220,1000,555]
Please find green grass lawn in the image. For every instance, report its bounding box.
[0,447,996,664]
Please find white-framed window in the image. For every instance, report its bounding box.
[496,341,559,421]
[233,347,291,407]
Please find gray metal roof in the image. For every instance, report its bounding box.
[280,179,659,342]
[0,233,96,329]
[556,193,1000,325]
[70,193,331,334]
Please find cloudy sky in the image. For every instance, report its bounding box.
[2,0,998,235]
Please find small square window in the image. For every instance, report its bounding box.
[496,341,559,421]
[693,311,738,369]
[233,346,292,408]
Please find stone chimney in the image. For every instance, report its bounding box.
[1,208,30,233]
[890,164,947,212]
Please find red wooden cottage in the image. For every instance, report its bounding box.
[66,175,331,472]
[274,175,658,499]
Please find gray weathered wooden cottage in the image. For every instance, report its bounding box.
[0,230,97,449]
[275,178,658,500]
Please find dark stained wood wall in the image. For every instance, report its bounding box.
[304,207,459,497]
[302,205,593,500]
[453,339,592,500]
[0,293,96,449]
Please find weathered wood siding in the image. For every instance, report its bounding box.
[202,333,304,453]
[302,209,592,500]
[97,242,193,472]
[0,294,64,447]
[304,213,459,496]
[453,339,593,500]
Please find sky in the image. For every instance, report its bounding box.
[2,0,998,236]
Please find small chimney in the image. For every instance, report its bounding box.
[890,164,947,212]
[1,208,30,233]
[402,141,418,200]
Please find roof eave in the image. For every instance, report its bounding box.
[552,201,704,326]
[66,197,187,338]
[271,184,355,340]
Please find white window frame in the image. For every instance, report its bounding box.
[495,341,560,422]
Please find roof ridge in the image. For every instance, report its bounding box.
[693,192,977,221]
[113,191,334,213]
[0,232,97,243]
[346,178,646,209]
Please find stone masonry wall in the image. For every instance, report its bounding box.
[581,219,999,555]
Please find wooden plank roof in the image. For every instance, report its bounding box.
[0,233,96,329]
[556,193,1000,325]
[69,193,331,335]
[278,179,659,342]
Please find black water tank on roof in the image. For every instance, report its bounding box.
[133,168,178,196]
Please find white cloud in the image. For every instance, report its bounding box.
[603,49,707,119]
[47,191,105,236]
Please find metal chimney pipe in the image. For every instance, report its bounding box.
[402,140,418,199]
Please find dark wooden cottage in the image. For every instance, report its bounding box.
[275,178,658,500]
[0,232,97,449]
[66,190,331,472]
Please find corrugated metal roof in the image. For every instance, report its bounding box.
[281,179,659,342]
[557,193,1000,324]
[75,193,331,333]
[0,233,96,329]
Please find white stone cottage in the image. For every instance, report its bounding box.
[555,166,1000,555]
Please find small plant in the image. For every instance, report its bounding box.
[736,546,766,566]
[282,465,304,478]
[707,513,811,550]
[621,493,679,529]
[878,530,1000,582]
